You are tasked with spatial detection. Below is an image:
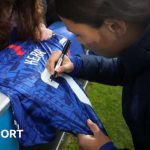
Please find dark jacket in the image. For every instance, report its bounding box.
[71,23,150,150]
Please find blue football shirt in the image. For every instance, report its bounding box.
[0,34,107,146]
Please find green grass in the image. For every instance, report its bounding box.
[60,82,134,150]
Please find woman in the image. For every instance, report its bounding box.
[0,0,52,50]
[47,0,150,149]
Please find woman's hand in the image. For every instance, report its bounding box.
[78,119,111,150]
[47,50,74,76]
[39,23,53,41]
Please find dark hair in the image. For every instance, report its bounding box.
[0,0,44,50]
[45,0,60,25]
[55,0,150,28]
[0,0,13,49]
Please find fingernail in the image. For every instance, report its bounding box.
[87,119,92,124]
[50,71,54,75]
[56,68,60,72]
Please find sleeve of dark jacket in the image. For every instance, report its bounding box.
[71,55,125,86]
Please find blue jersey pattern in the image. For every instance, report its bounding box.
[0,34,107,146]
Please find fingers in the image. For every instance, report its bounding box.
[87,119,111,144]
[77,120,111,150]
[53,62,74,77]
[40,28,53,41]
[78,134,93,140]
[87,119,100,137]
[77,134,94,150]
[47,51,74,76]
[47,51,62,75]
[39,23,53,41]
[56,59,74,73]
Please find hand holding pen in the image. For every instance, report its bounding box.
[48,39,73,81]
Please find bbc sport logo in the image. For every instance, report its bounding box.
[0,130,23,138]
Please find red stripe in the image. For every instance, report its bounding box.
[8,44,25,56]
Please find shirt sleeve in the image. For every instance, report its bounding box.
[70,55,125,86]
[100,142,117,150]
[70,55,83,76]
